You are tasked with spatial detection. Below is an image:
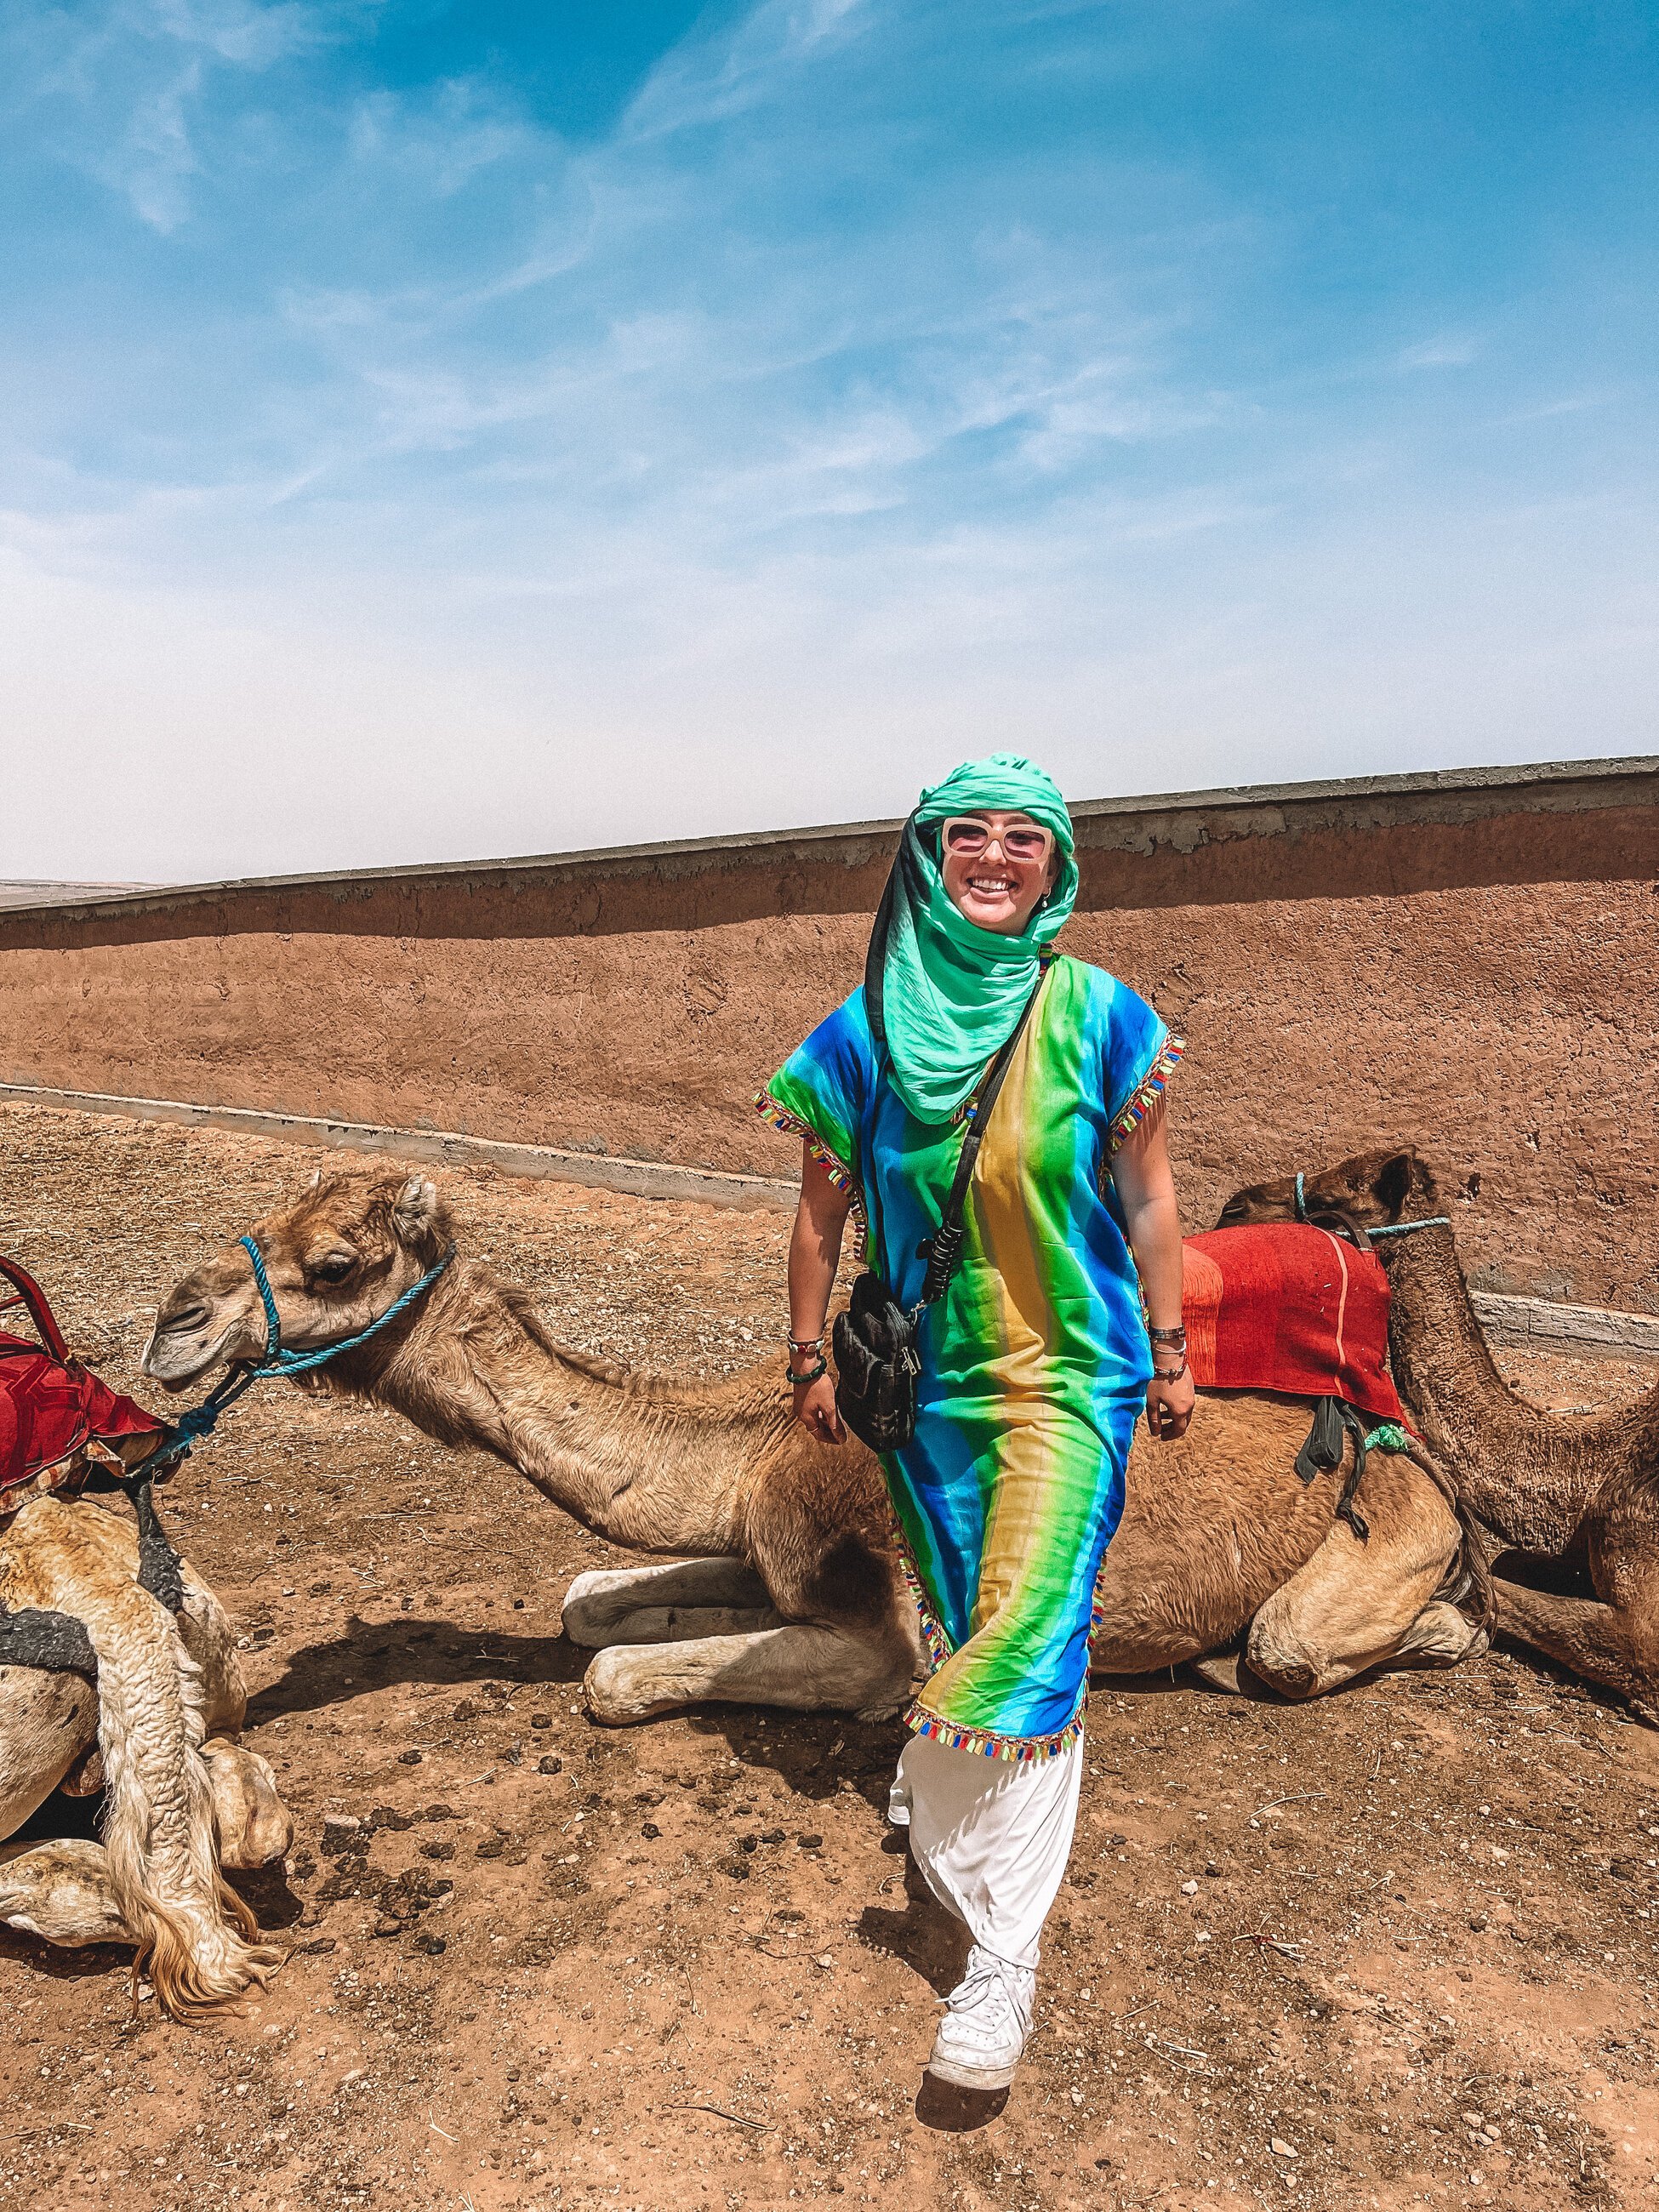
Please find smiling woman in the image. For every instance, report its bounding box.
[755,752,1191,2092]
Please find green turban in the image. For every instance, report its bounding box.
[866,753,1079,1125]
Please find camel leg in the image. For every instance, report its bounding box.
[202,1739,294,1869]
[1246,1459,1475,1699]
[576,1605,784,1647]
[0,1838,130,1947]
[1491,1580,1659,1720]
[562,1558,771,1647]
[0,1668,100,1840]
[584,1622,915,1725]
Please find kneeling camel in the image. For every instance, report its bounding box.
[1,1485,290,2012]
[145,1169,1488,1721]
[1222,1146,1659,1722]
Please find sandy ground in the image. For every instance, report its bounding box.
[3,1100,1658,2212]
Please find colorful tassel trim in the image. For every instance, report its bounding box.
[751,1089,869,1255]
[894,1534,954,1672]
[1108,1035,1186,1155]
[903,1696,1088,1764]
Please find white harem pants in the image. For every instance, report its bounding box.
[888,1729,1084,1970]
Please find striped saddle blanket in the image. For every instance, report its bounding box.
[1180,1223,1408,1427]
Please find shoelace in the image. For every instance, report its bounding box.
[944,1952,1032,2038]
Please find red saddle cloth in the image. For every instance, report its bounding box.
[0,1257,166,1508]
[1180,1223,1408,1427]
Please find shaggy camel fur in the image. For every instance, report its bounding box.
[144,1169,1485,1721]
[0,1490,289,2013]
[1220,1147,1659,1721]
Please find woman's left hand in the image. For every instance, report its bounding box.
[1144,1366,1195,1440]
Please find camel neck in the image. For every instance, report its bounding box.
[1382,1223,1610,1551]
[335,1261,784,1558]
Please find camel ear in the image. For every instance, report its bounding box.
[1373,1151,1414,1220]
[392,1177,439,1242]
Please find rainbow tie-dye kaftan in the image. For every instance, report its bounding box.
[757,953,1182,1762]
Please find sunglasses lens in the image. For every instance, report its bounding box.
[943,821,989,852]
[1004,830,1048,859]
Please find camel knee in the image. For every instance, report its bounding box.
[202,1739,294,1868]
[0,1839,129,1948]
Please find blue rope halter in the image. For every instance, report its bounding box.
[151,1236,454,1469]
[1292,1169,1449,1238]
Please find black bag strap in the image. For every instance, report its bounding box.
[915,967,1046,1307]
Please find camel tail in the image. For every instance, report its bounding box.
[87,1588,282,2020]
[1409,1439,1496,1634]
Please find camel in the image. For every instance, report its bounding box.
[0,1477,291,2015]
[145,1167,1488,1717]
[1218,1146,1659,1721]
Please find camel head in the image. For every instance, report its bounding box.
[1217,1147,1437,1234]
[142,1167,454,1391]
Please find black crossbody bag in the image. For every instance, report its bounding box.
[832,972,1044,1452]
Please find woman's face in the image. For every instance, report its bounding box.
[938,810,1060,936]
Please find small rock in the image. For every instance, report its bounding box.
[373,1916,403,1938]
[814,1954,835,1970]
[715,1858,751,1881]
[322,1813,362,1834]
[538,1756,562,1776]
[367,1806,413,1833]
[397,1749,423,1766]
[452,1700,479,1722]
[422,1803,458,1821]
[1468,1914,1488,1932]
[1269,2139,1298,2160]
[307,1582,331,1597]
[504,1746,522,1766]
[797,1833,823,1851]
[761,1827,785,1844]
[511,1599,525,1611]
[776,1909,805,1924]
[1204,1864,1221,1878]
[738,1835,758,1855]
[1180,1879,1199,1896]
[531,1713,553,1730]
[420,1840,455,1862]
[1462,2112,1485,2129]
[296,1936,337,1957]
[641,1822,661,1840]
[413,1933,447,1956]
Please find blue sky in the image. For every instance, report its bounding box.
[3,1,1655,881]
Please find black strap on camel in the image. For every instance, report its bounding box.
[0,1473,182,1688]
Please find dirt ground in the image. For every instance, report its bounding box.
[3,1101,1658,2212]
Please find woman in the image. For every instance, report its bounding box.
[755,754,1194,2090]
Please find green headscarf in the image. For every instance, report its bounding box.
[865,753,1079,1125]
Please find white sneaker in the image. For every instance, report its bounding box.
[927,1945,1035,2090]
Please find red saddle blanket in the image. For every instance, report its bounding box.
[1180,1223,1408,1427]
[0,1257,166,1506]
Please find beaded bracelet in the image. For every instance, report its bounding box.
[787,1355,829,1387]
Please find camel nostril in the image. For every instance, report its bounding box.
[166,1305,209,1335]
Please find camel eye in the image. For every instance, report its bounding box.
[311,1254,357,1286]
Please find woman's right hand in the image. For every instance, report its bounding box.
[794,1372,845,1445]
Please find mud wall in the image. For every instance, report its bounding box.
[2,761,1656,1311]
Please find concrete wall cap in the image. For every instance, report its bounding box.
[5,753,1655,927]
